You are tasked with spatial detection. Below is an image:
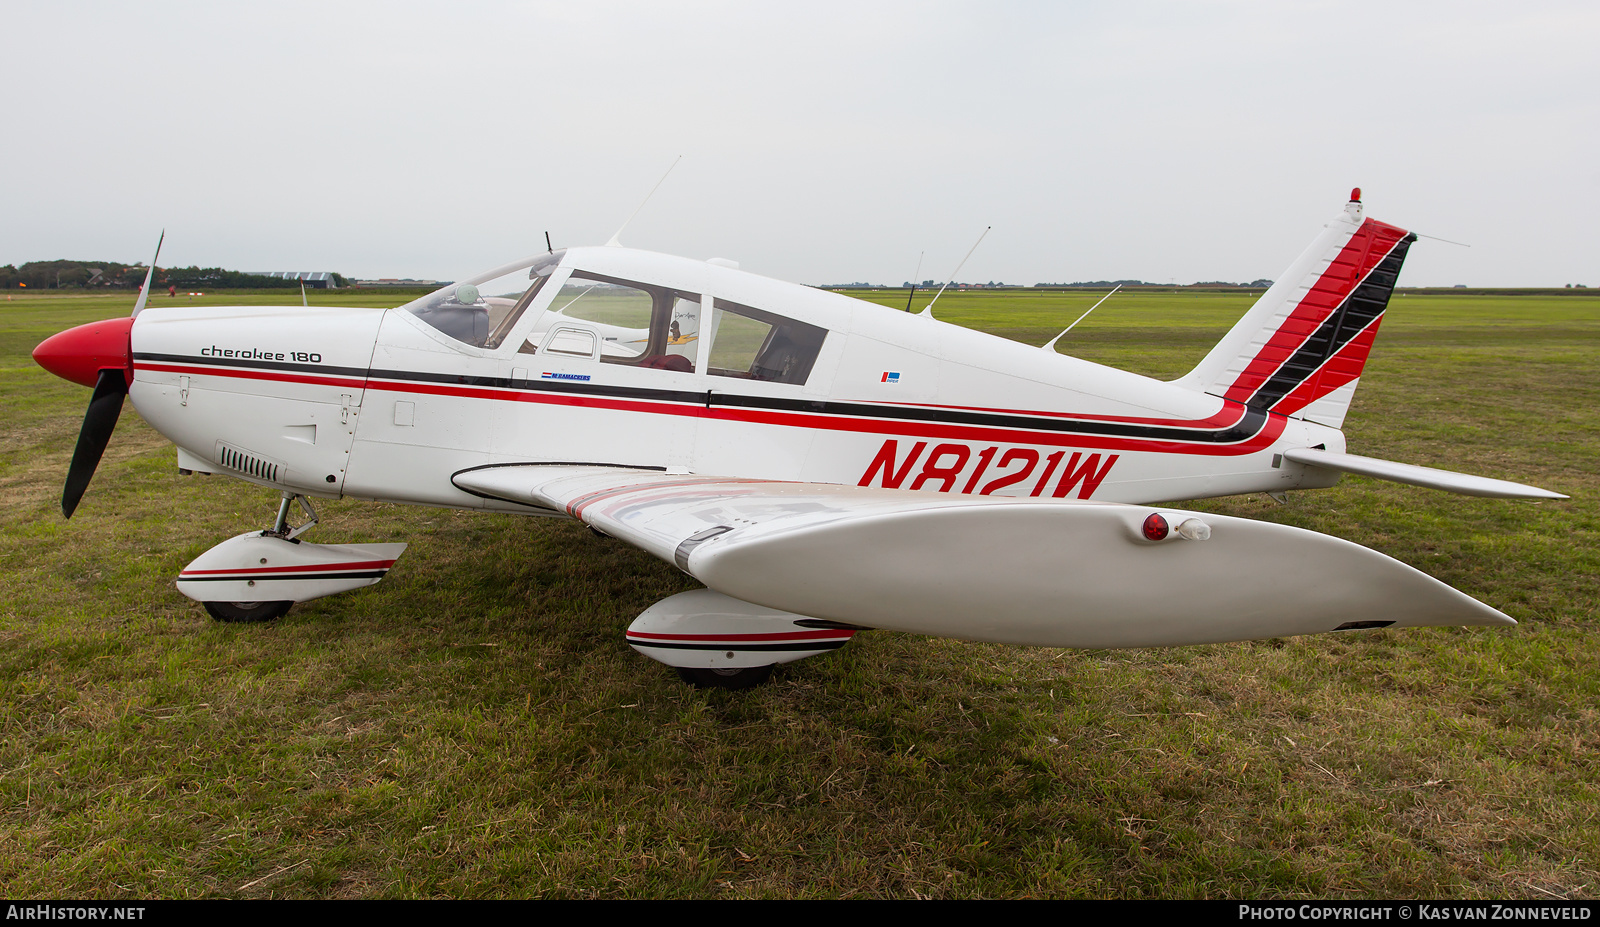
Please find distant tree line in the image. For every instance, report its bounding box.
[1032,279,1154,288]
[1,260,346,289]
[1031,278,1275,288]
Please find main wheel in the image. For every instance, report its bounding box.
[675,664,775,690]
[203,600,293,623]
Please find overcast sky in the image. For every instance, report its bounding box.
[4,1,1595,286]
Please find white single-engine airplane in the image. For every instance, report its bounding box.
[33,190,1565,688]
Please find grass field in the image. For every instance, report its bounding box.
[1,286,1596,899]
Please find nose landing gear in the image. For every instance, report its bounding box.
[268,491,320,541]
[178,492,408,623]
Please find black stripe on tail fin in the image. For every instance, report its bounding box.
[1248,231,1416,415]
[1175,196,1417,430]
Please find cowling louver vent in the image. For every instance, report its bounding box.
[215,442,283,483]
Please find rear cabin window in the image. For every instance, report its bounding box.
[705,299,826,385]
[538,272,700,371]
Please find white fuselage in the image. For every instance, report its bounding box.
[125,246,1345,512]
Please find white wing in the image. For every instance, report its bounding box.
[452,464,1512,649]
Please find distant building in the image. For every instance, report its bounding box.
[246,271,341,289]
[351,278,451,289]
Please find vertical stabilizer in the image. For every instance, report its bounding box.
[1175,193,1416,428]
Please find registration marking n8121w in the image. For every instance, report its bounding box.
[858,438,1120,498]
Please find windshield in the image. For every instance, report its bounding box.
[401,250,565,349]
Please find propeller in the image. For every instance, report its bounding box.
[130,229,163,318]
[34,231,162,517]
[62,369,128,518]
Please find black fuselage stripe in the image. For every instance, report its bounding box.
[135,354,1271,444]
[135,352,368,378]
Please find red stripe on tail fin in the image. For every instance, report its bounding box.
[1222,217,1409,405]
[1175,197,1416,430]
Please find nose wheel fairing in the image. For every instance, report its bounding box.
[177,531,407,607]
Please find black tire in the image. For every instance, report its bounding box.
[675,664,775,690]
[203,600,293,623]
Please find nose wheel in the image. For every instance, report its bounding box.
[203,600,292,623]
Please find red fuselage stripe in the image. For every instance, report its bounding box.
[135,362,1288,457]
[139,361,366,389]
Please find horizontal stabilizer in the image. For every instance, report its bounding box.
[452,464,1514,650]
[1282,448,1566,499]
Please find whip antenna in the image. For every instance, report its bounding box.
[607,155,682,247]
[1414,231,1471,248]
[1042,284,1121,351]
[920,226,990,318]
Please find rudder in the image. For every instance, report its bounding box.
[1175,191,1416,428]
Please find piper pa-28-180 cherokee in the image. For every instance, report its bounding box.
[33,190,1564,688]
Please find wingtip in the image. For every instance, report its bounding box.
[1469,604,1517,628]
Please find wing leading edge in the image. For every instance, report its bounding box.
[451,464,1512,650]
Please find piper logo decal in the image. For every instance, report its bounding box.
[880,371,900,383]
[858,439,1119,499]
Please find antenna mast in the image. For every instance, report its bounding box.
[921,226,990,318]
[1042,284,1121,351]
[606,155,682,247]
[904,251,924,312]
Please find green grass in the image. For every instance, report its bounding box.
[1,287,1597,898]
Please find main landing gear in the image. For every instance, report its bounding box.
[629,589,865,690]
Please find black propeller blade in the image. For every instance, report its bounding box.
[62,368,128,518]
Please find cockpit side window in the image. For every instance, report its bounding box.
[705,299,826,385]
[542,271,700,372]
[401,251,563,349]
